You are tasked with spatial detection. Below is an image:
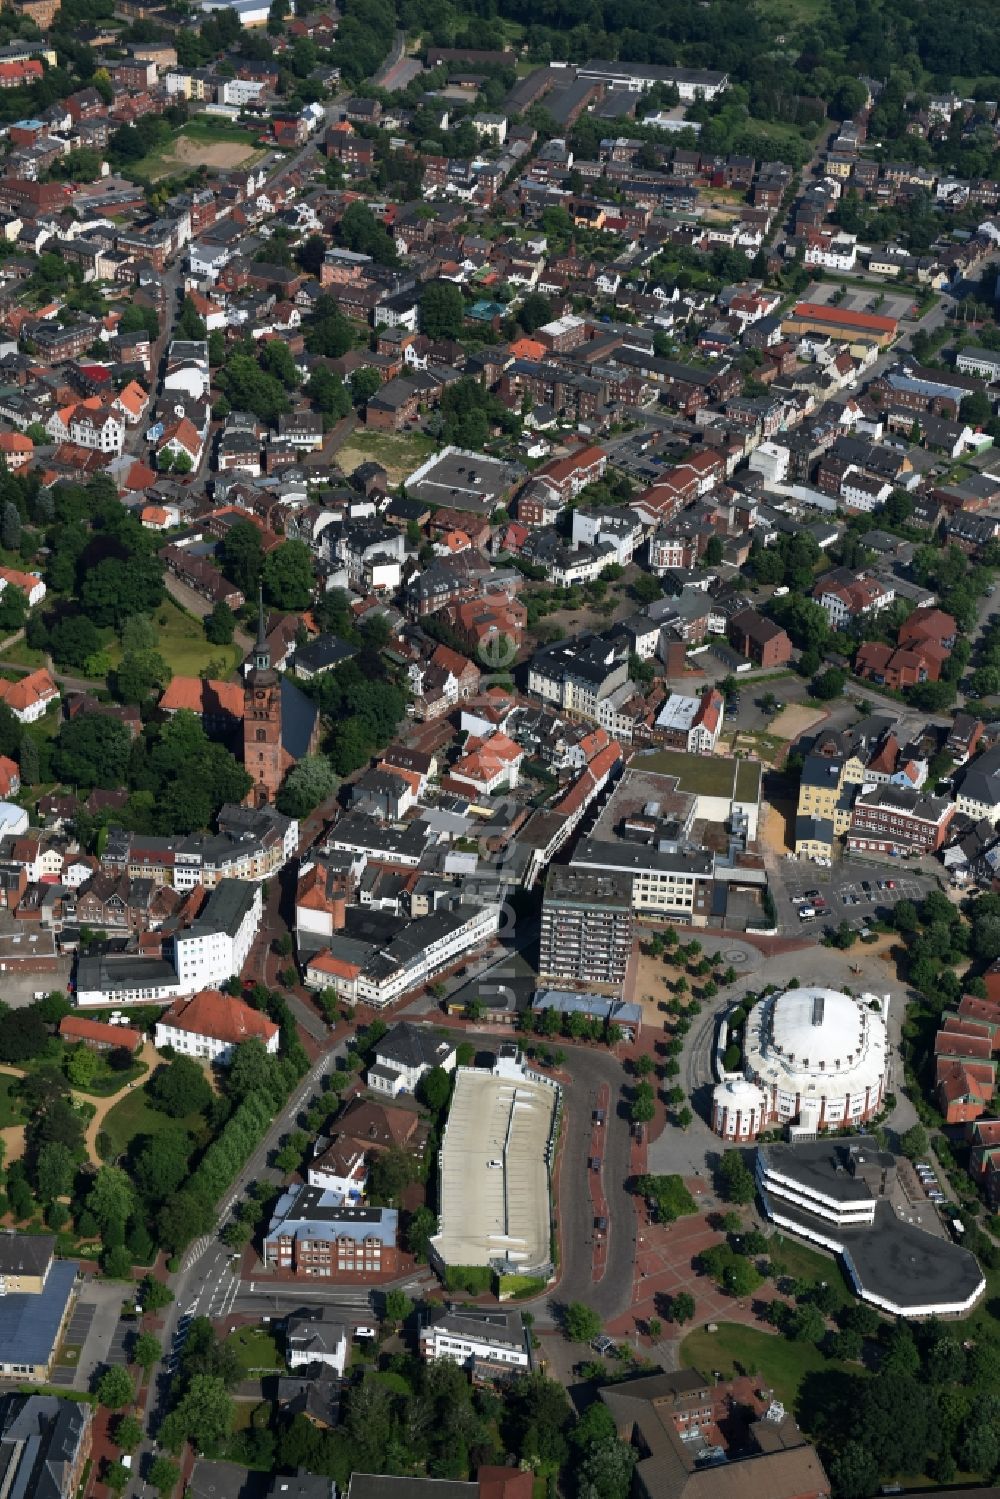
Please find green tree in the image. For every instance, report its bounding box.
[563,1302,602,1342]
[114,1414,142,1450]
[349,367,382,406]
[900,1123,929,1160]
[220,519,264,595]
[148,1456,182,1496]
[147,1457,180,1493]
[133,1332,160,1374]
[384,1288,413,1325]
[719,1150,755,1204]
[204,602,236,646]
[97,1366,134,1410]
[419,280,466,340]
[262,540,314,610]
[670,1291,695,1325]
[276,754,337,817]
[148,1056,213,1119]
[812,667,848,700]
[159,1373,235,1454]
[417,1065,451,1115]
[138,1276,173,1312]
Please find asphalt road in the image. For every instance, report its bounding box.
[129,1042,347,1493]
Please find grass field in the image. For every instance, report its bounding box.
[124,117,265,182]
[680,1323,854,1409]
[226,1327,284,1376]
[336,430,437,487]
[634,748,739,797]
[0,640,46,669]
[98,1084,208,1162]
[0,1076,24,1128]
[767,1233,853,1305]
[105,598,241,679]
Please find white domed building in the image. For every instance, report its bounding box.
[712,985,888,1141]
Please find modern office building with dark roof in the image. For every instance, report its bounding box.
[757,1138,986,1317]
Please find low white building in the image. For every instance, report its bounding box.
[367,1022,457,1098]
[153,987,279,1064]
[747,441,789,486]
[286,1310,348,1374]
[419,1305,530,1373]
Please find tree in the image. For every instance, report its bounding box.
[417,1065,451,1115]
[220,520,264,595]
[88,1165,134,1235]
[900,1123,929,1160]
[138,1276,173,1311]
[0,1007,49,1064]
[262,540,314,610]
[133,1332,160,1374]
[518,291,552,333]
[148,1457,182,1496]
[36,1140,74,1202]
[384,1288,413,1325]
[812,667,848,700]
[419,280,465,340]
[719,1150,756,1204]
[405,1204,436,1261]
[349,367,382,406]
[703,534,724,566]
[159,1373,235,1454]
[630,573,662,606]
[276,754,337,817]
[54,714,132,791]
[204,602,236,646]
[670,1292,695,1325]
[148,1056,212,1119]
[790,1303,825,1343]
[96,1367,134,1410]
[114,1414,142,1450]
[828,1328,863,1361]
[577,1436,637,1499]
[676,1105,693,1130]
[961,390,992,427]
[104,1462,130,1494]
[563,1302,602,1343]
[66,1044,99,1090]
[637,1174,697,1222]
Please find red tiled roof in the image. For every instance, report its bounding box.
[790,300,898,334]
[160,988,278,1045]
[60,1014,142,1051]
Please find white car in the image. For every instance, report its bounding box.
[354,1325,377,1340]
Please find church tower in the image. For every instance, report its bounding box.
[244,584,283,806]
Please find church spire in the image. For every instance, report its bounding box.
[253,581,270,672]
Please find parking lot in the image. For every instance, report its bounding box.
[802,280,916,323]
[778,858,938,934]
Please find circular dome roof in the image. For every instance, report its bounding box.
[743,984,887,1099]
[769,987,865,1069]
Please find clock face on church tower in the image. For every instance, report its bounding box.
[256,690,265,700]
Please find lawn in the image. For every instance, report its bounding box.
[634,748,738,797]
[336,430,437,487]
[0,1075,25,1128]
[104,598,241,679]
[226,1327,285,1376]
[767,1233,853,1307]
[0,640,47,669]
[98,1084,208,1162]
[680,1323,855,1411]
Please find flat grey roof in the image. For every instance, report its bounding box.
[432,1067,557,1271]
[760,1139,879,1203]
